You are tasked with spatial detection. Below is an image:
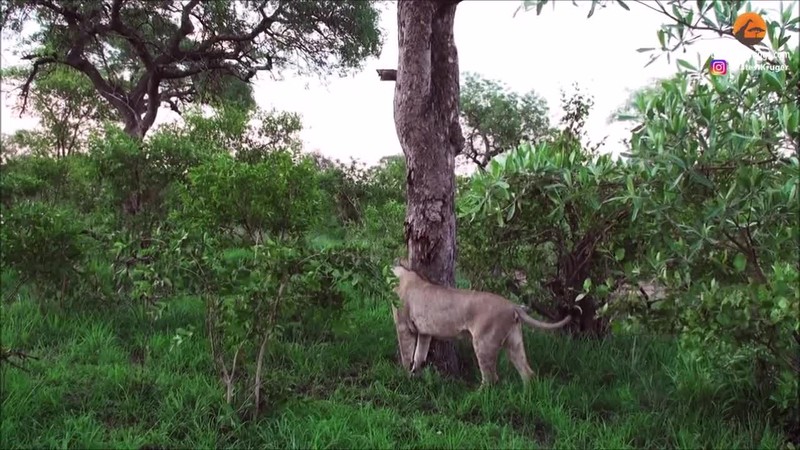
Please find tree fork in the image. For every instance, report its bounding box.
[379,0,465,378]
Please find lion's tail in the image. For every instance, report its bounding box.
[515,307,571,330]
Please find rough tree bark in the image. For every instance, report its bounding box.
[384,0,465,377]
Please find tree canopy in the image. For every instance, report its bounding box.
[458,72,551,169]
[1,65,112,158]
[1,0,383,137]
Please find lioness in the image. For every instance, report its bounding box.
[391,260,571,385]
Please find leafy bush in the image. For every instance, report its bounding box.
[457,45,799,424]
[458,141,639,335]
[164,147,362,415]
[457,88,633,335]
[0,155,69,207]
[175,150,323,243]
[614,53,800,421]
[315,154,406,227]
[0,201,87,304]
[90,124,218,229]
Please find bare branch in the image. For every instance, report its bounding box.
[0,348,39,373]
[194,2,284,54]
[32,0,83,22]
[165,98,182,115]
[106,0,155,71]
[18,56,56,115]
[164,0,201,59]
[140,75,161,134]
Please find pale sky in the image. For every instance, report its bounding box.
[0,1,793,165]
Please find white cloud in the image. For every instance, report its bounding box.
[1,1,793,164]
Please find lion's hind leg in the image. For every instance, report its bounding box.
[472,333,501,386]
[504,324,535,383]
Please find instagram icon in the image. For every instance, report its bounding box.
[710,59,728,76]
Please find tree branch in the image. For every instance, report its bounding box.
[32,0,83,22]
[165,98,182,115]
[16,0,371,138]
[194,2,284,55]
[0,348,39,373]
[106,0,155,71]
[140,74,161,134]
[18,55,56,115]
[633,0,727,35]
[164,0,201,58]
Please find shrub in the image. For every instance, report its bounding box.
[175,150,323,243]
[0,201,87,304]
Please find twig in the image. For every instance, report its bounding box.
[0,348,39,372]
[253,278,287,419]
[2,276,29,303]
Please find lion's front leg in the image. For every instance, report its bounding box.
[411,334,432,374]
[392,305,418,371]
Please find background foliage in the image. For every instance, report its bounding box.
[1,0,798,448]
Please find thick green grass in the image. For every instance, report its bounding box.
[1,294,787,449]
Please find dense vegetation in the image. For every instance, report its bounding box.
[1,0,798,448]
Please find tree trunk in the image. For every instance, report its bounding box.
[394,0,465,377]
[123,120,146,140]
[552,233,610,338]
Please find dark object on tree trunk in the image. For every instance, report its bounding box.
[377,69,397,81]
[380,0,465,378]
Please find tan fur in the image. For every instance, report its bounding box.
[391,261,571,386]
[392,304,418,371]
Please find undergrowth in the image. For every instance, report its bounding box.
[1,293,786,449]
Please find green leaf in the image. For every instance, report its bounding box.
[710,74,729,93]
[762,70,783,92]
[670,172,685,190]
[645,53,661,68]
[696,0,705,11]
[631,196,642,222]
[506,202,516,221]
[733,253,747,272]
[736,70,748,90]
[677,59,697,71]
[689,169,714,189]
[614,248,625,261]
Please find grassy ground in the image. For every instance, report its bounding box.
[1,293,787,449]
